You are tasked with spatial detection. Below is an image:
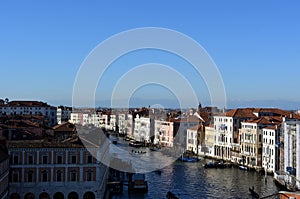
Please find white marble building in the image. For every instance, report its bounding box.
[133,115,153,143]
[283,118,300,189]
[57,106,72,124]
[262,126,279,174]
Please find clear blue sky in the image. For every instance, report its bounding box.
[1,1,300,109]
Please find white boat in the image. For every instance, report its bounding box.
[239,165,247,171]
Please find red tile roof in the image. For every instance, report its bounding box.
[263,125,278,130]
[219,108,257,118]
[253,108,300,119]
[0,100,55,108]
[244,117,273,125]
[218,108,300,120]
[174,115,201,123]
[52,122,75,132]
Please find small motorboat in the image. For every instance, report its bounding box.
[178,157,200,162]
[204,162,216,168]
[129,141,143,147]
[150,146,161,151]
[131,150,146,154]
[215,162,226,168]
[249,186,259,199]
[166,191,179,199]
[129,174,148,193]
[239,166,248,171]
[155,169,162,175]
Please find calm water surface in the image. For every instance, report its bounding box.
[112,160,279,199]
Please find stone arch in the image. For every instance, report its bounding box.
[39,192,50,199]
[53,192,64,199]
[24,192,35,199]
[67,192,78,199]
[10,193,20,199]
[83,192,95,199]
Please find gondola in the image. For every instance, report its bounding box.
[249,186,259,199]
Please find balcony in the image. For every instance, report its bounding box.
[243,151,251,156]
[231,143,240,147]
[244,140,253,144]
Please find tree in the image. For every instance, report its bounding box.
[4,98,9,104]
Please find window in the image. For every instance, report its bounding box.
[28,154,33,164]
[12,171,19,182]
[42,171,48,182]
[87,170,93,181]
[42,155,48,164]
[27,171,33,182]
[71,155,77,164]
[57,155,62,164]
[70,171,77,181]
[258,148,262,154]
[56,170,62,182]
[87,155,93,164]
[13,155,19,164]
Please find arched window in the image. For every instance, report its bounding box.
[53,192,64,199]
[83,192,95,199]
[10,193,20,199]
[39,192,50,199]
[24,192,35,199]
[67,192,78,199]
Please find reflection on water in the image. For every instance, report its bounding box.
[112,160,279,199]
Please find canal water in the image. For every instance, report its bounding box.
[112,159,279,199]
[108,138,279,199]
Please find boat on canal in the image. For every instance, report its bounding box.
[204,161,217,168]
[249,186,259,199]
[166,191,179,199]
[149,146,161,151]
[178,156,200,162]
[129,141,144,147]
[129,174,148,193]
[239,165,248,171]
